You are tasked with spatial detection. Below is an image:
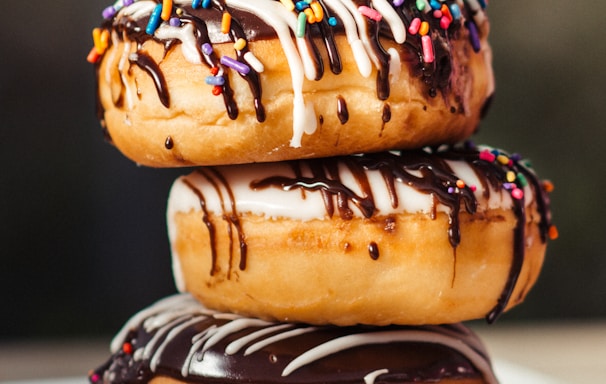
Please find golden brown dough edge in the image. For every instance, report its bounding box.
[97,35,492,167]
[170,207,545,326]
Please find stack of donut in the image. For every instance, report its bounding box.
[87,1,557,383]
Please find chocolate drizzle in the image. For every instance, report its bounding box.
[89,293,498,384]
[180,145,553,323]
[128,51,170,108]
[93,0,489,128]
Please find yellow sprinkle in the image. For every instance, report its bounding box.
[304,8,316,23]
[161,0,173,21]
[506,171,516,183]
[233,38,247,51]
[279,0,295,11]
[497,154,510,165]
[310,1,324,22]
[92,28,105,55]
[100,29,110,48]
[221,12,232,34]
[419,21,430,36]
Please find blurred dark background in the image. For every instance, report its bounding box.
[1,1,604,340]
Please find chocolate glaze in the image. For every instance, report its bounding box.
[94,0,489,131]
[183,144,553,323]
[336,95,348,124]
[89,293,498,384]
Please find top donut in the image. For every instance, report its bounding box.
[89,0,493,167]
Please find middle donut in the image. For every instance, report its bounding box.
[167,144,556,326]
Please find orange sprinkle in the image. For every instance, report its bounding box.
[456,179,466,189]
[548,225,559,240]
[86,47,100,63]
[221,12,232,34]
[441,4,453,21]
[419,21,430,36]
[310,1,324,22]
[543,180,555,193]
[212,85,223,96]
[304,8,316,23]
[210,66,219,75]
[161,0,173,21]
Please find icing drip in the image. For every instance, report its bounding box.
[90,0,490,146]
[167,144,556,323]
[89,293,499,384]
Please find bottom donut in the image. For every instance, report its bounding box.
[89,293,498,384]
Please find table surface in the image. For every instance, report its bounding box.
[0,321,604,383]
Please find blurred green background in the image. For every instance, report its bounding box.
[0,1,604,340]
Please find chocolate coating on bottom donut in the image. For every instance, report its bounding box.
[90,294,498,384]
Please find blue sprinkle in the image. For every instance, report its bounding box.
[146,4,163,35]
[449,4,462,20]
[205,76,225,86]
[295,1,310,11]
[192,0,202,8]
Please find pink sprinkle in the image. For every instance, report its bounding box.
[90,374,100,383]
[408,17,421,34]
[440,15,451,29]
[511,188,524,200]
[433,10,442,18]
[479,150,496,162]
[470,185,477,192]
[421,35,434,63]
[358,6,382,21]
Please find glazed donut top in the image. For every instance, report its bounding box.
[88,0,491,147]
[89,293,498,384]
[168,143,557,323]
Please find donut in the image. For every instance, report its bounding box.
[89,293,499,384]
[166,143,557,326]
[89,0,494,167]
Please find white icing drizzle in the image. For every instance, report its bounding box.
[243,326,319,356]
[387,47,401,83]
[323,0,372,77]
[364,368,389,384]
[155,23,202,64]
[281,330,495,380]
[107,294,498,384]
[201,317,274,353]
[181,325,217,377]
[110,0,491,147]
[225,323,294,355]
[227,0,316,147]
[110,293,209,352]
[150,315,206,371]
[371,0,406,44]
[166,155,534,223]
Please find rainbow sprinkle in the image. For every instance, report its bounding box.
[89,0,489,95]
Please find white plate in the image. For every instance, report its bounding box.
[0,359,564,384]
